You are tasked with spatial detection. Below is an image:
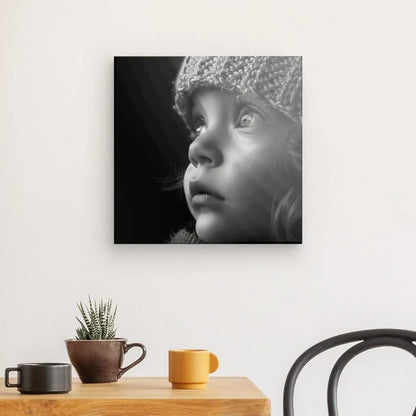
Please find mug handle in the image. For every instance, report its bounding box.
[118,343,147,379]
[209,353,219,373]
[5,368,21,388]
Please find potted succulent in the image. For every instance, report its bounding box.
[66,297,146,383]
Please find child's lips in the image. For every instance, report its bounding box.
[192,193,224,206]
[189,181,225,206]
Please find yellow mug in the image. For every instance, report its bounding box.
[168,349,219,389]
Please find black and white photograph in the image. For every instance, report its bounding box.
[115,56,302,243]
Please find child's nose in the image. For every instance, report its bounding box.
[188,130,223,168]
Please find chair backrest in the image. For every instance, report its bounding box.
[283,329,416,416]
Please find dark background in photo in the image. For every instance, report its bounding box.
[114,57,192,243]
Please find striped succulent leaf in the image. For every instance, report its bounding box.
[75,296,117,340]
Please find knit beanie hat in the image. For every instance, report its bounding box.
[174,56,302,127]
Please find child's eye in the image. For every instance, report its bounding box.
[195,122,207,135]
[189,118,207,140]
[236,108,266,129]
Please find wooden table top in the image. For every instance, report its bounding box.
[0,377,271,416]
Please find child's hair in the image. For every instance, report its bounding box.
[173,56,302,243]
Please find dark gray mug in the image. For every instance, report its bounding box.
[5,363,72,394]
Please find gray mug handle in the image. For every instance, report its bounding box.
[5,368,21,388]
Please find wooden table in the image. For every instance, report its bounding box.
[0,377,271,416]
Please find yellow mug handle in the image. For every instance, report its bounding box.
[209,353,219,373]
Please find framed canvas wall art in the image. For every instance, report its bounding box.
[115,56,302,244]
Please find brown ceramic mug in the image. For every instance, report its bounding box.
[65,338,146,383]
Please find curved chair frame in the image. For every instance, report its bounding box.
[283,329,416,416]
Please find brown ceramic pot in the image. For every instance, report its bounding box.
[65,338,146,383]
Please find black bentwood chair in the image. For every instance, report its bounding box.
[283,329,416,416]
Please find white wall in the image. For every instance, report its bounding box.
[1,0,416,414]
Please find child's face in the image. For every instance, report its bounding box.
[183,88,298,243]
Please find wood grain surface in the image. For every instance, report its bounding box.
[0,377,271,416]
